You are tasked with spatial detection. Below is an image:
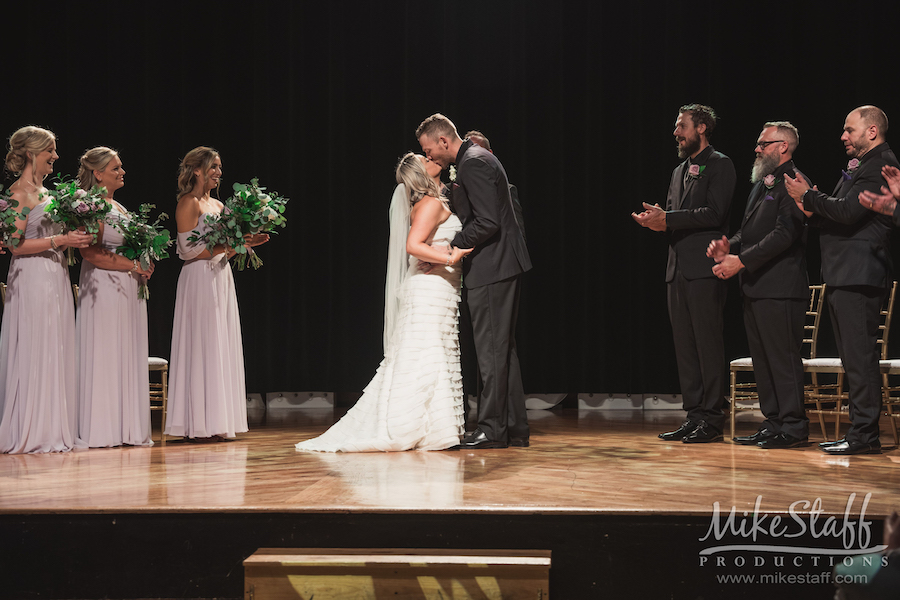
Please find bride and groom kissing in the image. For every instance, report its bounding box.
[295,113,532,453]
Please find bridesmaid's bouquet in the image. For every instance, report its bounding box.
[44,177,113,265]
[0,186,30,248]
[190,178,288,270]
[110,204,173,300]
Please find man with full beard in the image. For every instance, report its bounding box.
[707,122,810,449]
[784,105,899,455]
[632,104,736,443]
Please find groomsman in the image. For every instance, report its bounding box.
[632,104,736,443]
[465,130,526,240]
[707,122,810,449]
[784,105,899,455]
[417,114,532,449]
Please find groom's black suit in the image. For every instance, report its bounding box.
[729,160,809,439]
[664,145,735,432]
[802,142,898,445]
[451,139,532,443]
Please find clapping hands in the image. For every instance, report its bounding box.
[631,203,667,231]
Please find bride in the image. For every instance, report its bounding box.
[295,153,471,452]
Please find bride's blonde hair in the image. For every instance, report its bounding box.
[395,152,441,204]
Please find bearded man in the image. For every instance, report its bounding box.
[707,122,810,449]
[632,104,736,443]
[785,105,899,455]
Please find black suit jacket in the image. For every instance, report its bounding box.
[450,139,532,288]
[664,145,736,281]
[803,142,898,288]
[729,160,809,299]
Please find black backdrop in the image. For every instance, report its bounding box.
[3,0,899,397]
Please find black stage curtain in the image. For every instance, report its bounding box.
[2,1,898,396]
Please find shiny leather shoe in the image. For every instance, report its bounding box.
[454,428,508,450]
[682,421,723,444]
[819,440,881,455]
[733,428,777,446]
[758,432,808,449]
[658,420,698,441]
[509,437,530,447]
[818,438,846,448]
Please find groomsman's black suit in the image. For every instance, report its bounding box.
[729,160,809,439]
[450,139,532,443]
[665,145,736,432]
[802,142,899,445]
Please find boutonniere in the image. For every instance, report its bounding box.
[688,164,706,179]
[449,165,457,182]
[847,158,860,173]
[763,174,777,189]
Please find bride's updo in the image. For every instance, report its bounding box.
[5,126,56,175]
[395,152,440,204]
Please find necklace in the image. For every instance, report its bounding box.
[18,178,38,192]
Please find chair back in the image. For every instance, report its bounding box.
[804,284,826,359]
[878,281,898,359]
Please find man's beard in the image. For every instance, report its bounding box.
[750,152,781,183]
[676,135,701,159]
[846,138,870,158]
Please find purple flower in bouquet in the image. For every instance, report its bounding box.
[44,175,113,265]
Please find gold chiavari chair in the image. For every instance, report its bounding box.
[729,284,827,440]
[804,281,897,441]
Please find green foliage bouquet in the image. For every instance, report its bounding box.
[44,176,113,265]
[0,186,30,248]
[190,178,288,270]
[111,204,173,300]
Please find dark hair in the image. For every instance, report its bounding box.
[465,130,491,151]
[680,104,718,138]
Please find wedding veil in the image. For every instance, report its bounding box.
[383,183,411,354]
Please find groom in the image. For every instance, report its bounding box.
[417,114,533,449]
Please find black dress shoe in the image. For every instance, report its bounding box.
[682,421,723,444]
[820,440,881,455]
[659,420,698,441]
[733,428,777,445]
[509,437,530,447]
[818,438,846,448]
[454,428,507,450]
[758,432,808,449]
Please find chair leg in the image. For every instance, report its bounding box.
[835,374,844,441]
[729,369,736,441]
[161,368,168,445]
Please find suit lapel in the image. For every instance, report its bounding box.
[677,162,693,209]
[743,183,766,222]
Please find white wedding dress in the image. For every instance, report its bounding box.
[295,210,465,452]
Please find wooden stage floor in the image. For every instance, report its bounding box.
[2,408,898,518]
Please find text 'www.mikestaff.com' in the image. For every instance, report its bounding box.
[715,572,868,585]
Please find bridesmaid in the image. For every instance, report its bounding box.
[76,147,155,447]
[165,147,267,441]
[0,126,93,454]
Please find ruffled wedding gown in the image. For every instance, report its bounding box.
[295,214,465,452]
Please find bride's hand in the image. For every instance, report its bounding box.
[449,246,472,266]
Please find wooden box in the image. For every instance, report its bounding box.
[244,547,551,599]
